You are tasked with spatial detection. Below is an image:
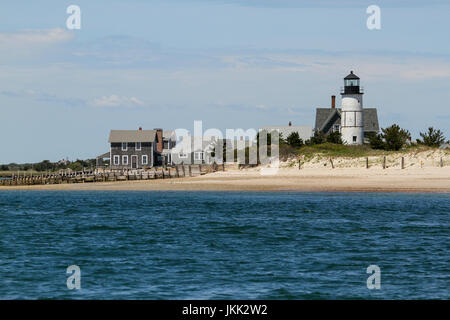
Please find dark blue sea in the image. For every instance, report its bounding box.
[0,191,448,299]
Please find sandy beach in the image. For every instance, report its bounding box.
[1,166,449,193]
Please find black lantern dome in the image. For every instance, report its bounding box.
[342,71,363,94]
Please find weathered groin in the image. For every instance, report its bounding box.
[0,164,223,187]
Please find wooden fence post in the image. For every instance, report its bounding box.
[401,157,405,169]
[298,159,301,170]
[366,157,369,169]
[383,156,386,169]
[330,158,334,169]
[188,165,192,177]
[440,157,444,167]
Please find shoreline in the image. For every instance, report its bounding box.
[1,167,449,193]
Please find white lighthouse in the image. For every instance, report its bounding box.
[340,71,364,145]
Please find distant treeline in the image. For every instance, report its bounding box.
[0,159,97,172]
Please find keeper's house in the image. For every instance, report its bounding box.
[106,127,176,169]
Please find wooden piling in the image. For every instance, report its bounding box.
[383,156,386,169]
[366,157,369,169]
[401,157,405,169]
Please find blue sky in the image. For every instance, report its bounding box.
[1,0,450,163]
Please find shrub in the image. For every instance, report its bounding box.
[286,132,304,147]
[417,127,446,147]
[368,132,385,150]
[382,124,410,151]
[309,130,326,145]
[326,131,343,144]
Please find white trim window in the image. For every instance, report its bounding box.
[142,155,148,165]
[122,155,129,166]
[122,142,128,151]
[194,152,204,161]
[136,142,141,151]
[334,124,340,132]
[179,151,188,159]
[113,155,120,165]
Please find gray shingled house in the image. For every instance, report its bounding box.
[105,127,176,169]
[315,107,379,138]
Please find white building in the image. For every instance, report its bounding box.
[340,71,364,145]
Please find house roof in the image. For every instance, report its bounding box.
[163,130,176,140]
[344,71,360,80]
[315,108,379,133]
[97,152,110,159]
[108,130,156,143]
[260,126,313,141]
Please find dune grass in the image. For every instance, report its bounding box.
[292,143,442,161]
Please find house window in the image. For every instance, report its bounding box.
[113,155,119,165]
[122,155,129,165]
[194,152,204,161]
[353,136,357,143]
[136,142,141,151]
[122,142,127,151]
[334,124,340,132]
[142,155,148,165]
[179,151,188,159]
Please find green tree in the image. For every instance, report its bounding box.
[0,164,9,171]
[34,160,53,172]
[286,132,303,148]
[69,161,83,172]
[326,131,343,144]
[418,127,445,147]
[309,130,326,145]
[382,124,410,151]
[368,132,385,150]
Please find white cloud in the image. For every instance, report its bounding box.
[89,95,145,108]
[0,28,74,46]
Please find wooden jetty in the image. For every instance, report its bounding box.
[0,164,221,187]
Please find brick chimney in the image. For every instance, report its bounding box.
[154,128,163,153]
[288,121,292,127]
[331,95,336,109]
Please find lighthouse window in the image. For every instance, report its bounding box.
[345,79,359,87]
[353,136,357,142]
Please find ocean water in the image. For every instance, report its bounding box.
[0,191,448,300]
